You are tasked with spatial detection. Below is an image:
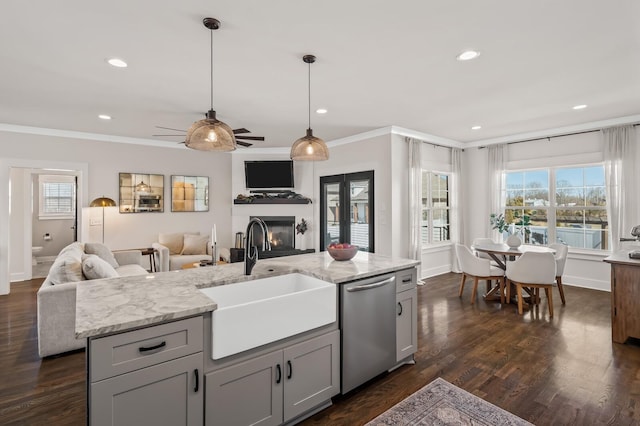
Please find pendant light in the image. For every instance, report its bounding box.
[185,17,237,152]
[290,54,329,161]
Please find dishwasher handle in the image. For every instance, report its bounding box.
[346,276,395,292]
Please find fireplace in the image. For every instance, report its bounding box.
[249,216,295,250]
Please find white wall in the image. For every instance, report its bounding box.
[1,131,233,293]
[463,130,640,292]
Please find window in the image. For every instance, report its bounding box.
[421,171,450,245]
[39,175,76,220]
[502,165,607,250]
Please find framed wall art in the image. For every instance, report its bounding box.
[119,173,164,213]
[171,175,209,212]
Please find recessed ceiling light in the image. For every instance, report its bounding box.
[456,50,480,61]
[98,114,112,120]
[471,125,482,130]
[572,104,587,110]
[316,108,328,114]
[107,58,128,68]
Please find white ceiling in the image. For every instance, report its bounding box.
[1,0,639,150]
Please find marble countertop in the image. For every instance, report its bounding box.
[76,251,419,339]
[604,250,640,266]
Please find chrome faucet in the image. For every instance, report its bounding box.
[244,218,271,275]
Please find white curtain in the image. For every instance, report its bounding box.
[487,144,507,241]
[602,125,637,252]
[407,138,422,263]
[450,148,464,272]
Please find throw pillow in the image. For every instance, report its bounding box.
[82,254,119,280]
[48,254,84,285]
[85,242,120,269]
[181,234,209,255]
[159,233,186,255]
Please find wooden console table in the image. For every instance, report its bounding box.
[604,252,640,344]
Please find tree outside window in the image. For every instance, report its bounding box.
[502,165,607,250]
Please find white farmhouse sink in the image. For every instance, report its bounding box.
[199,273,336,359]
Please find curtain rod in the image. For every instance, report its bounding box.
[477,123,639,149]
[405,137,462,151]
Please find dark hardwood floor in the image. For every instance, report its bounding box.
[1,274,639,425]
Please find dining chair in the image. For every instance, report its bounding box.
[549,243,568,305]
[472,238,504,292]
[506,252,557,317]
[455,244,505,304]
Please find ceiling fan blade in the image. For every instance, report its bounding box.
[236,136,265,141]
[237,141,253,147]
[233,128,250,134]
[153,134,186,137]
[156,126,187,132]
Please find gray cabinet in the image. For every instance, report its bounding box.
[395,268,418,362]
[88,316,204,426]
[396,288,418,361]
[205,330,340,426]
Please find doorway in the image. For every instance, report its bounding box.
[320,170,374,252]
[0,158,87,293]
[29,171,79,279]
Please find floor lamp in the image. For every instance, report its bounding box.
[90,196,117,244]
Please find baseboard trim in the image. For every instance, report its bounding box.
[562,275,610,292]
[10,272,27,282]
[422,264,452,279]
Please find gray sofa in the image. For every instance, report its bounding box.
[37,242,148,357]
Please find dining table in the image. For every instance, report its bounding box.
[470,242,556,302]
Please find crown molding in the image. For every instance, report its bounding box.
[464,114,640,148]
[0,123,183,149]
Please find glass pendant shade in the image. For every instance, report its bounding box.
[135,181,150,192]
[290,128,329,161]
[89,197,116,207]
[185,110,237,152]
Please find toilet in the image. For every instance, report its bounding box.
[32,246,43,266]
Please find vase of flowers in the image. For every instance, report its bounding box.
[490,212,531,247]
[296,218,308,250]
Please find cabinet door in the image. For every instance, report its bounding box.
[205,350,283,426]
[90,353,203,426]
[396,288,418,362]
[283,330,340,422]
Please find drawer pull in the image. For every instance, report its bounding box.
[138,341,166,353]
[402,278,412,283]
[194,369,199,393]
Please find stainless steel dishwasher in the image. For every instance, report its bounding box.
[340,273,396,393]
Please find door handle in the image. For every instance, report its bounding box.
[397,302,403,316]
[287,360,293,380]
[275,364,282,384]
[193,369,199,393]
[346,276,395,292]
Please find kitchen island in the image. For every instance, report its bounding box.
[604,250,640,344]
[76,251,420,426]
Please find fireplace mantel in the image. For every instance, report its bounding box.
[233,198,311,204]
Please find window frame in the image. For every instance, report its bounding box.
[502,163,608,251]
[38,174,76,220]
[421,170,451,247]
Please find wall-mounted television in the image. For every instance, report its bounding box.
[244,160,295,189]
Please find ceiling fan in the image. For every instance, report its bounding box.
[153,122,265,147]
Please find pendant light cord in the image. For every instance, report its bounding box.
[308,60,311,130]
[210,29,214,111]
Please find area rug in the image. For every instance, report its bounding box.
[365,377,533,425]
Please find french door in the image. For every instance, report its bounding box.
[320,171,374,252]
